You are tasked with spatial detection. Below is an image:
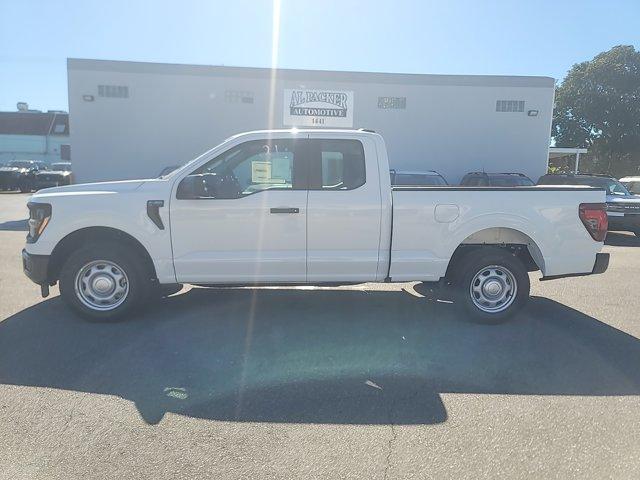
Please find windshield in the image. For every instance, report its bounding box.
[158,141,232,179]
[490,175,535,187]
[393,173,447,186]
[539,175,632,194]
[605,179,631,195]
[158,165,180,177]
[621,180,640,195]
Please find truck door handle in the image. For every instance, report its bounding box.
[270,207,299,214]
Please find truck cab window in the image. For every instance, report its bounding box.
[310,139,366,190]
[190,139,304,198]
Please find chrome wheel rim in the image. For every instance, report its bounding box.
[469,264,517,313]
[74,260,129,311]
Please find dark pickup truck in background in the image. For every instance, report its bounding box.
[539,173,640,237]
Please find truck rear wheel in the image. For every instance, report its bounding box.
[59,244,149,321]
[454,248,530,324]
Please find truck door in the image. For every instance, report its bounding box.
[170,136,308,283]
[306,134,382,282]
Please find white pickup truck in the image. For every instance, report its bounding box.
[22,129,609,323]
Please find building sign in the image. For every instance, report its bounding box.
[283,89,354,127]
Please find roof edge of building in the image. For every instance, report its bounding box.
[67,58,555,88]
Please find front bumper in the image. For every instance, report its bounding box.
[607,213,640,232]
[540,253,609,281]
[22,249,50,285]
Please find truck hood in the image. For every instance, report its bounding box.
[31,179,147,199]
[36,170,72,176]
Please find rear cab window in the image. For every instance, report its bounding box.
[308,139,366,191]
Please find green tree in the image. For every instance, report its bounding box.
[552,45,640,176]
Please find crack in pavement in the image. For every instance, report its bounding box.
[381,389,398,480]
[383,416,397,480]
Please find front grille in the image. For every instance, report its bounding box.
[608,203,640,213]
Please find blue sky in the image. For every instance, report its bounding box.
[1,0,638,111]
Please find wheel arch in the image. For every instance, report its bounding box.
[48,226,158,284]
[445,227,545,280]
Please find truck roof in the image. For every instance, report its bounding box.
[225,128,382,141]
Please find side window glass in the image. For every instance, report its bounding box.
[188,139,300,198]
[234,148,293,194]
[312,139,366,191]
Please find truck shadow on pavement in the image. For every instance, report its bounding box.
[0,219,27,231]
[2,287,640,426]
[605,231,640,247]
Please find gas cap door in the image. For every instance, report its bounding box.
[434,204,459,223]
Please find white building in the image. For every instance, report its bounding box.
[67,58,555,184]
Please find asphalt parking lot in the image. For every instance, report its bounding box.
[1,192,640,479]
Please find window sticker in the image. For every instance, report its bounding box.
[251,161,272,183]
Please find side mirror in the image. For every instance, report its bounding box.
[176,174,210,199]
[177,172,241,199]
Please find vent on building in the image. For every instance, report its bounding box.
[225,90,254,104]
[98,85,129,98]
[496,100,524,112]
[378,96,406,109]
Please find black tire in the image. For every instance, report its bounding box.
[59,243,150,321]
[453,247,530,324]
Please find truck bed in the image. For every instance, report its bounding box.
[389,185,605,281]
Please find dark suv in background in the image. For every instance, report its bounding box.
[0,160,48,192]
[538,173,640,237]
[33,162,73,190]
[460,172,535,187]
[390,169,448,186]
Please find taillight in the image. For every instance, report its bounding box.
[579,203,608,242]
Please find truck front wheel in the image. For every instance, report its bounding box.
[454,248,530,324]
[59,244,148,321]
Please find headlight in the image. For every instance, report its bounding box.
[27,202,52,243]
